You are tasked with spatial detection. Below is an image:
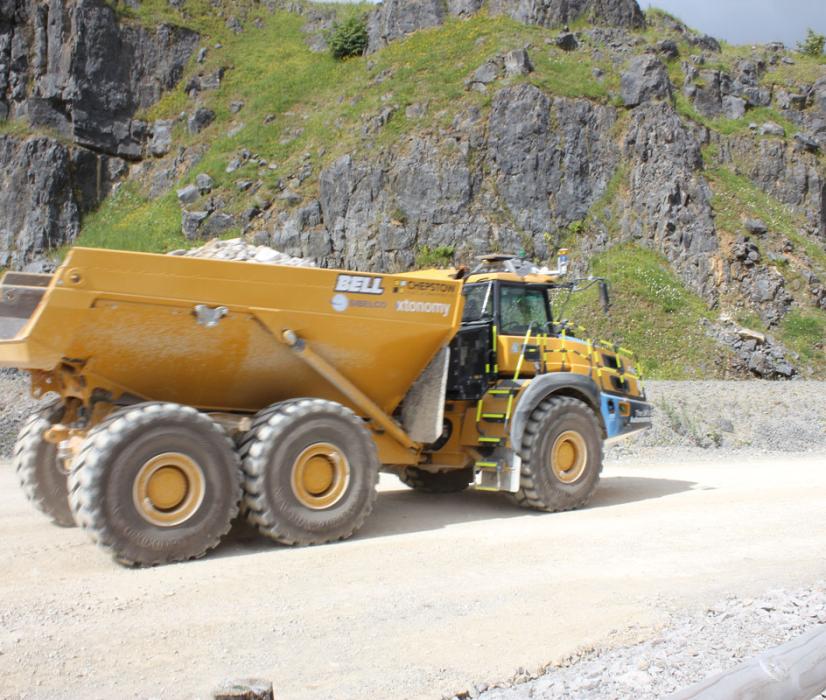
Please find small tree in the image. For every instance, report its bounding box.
[328,15,368,60]
[797,28,825,57]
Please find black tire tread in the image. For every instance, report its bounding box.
[13,399,75,527]
[68,402,241,566]
[239,398,379,546]
[514,395,602,513]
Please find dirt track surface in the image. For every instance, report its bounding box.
[2,452,826,700]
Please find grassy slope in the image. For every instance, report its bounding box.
[54,3,826,376]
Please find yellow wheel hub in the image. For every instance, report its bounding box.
[291,443,350,510]
[132,453,205,527]
[550,431,588,484]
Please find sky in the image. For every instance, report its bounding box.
[328,0,826,49]
[644,0,826,48]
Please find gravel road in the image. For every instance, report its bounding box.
[2,450,826,700]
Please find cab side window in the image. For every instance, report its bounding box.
[462,284,492,323]
[499,286,548,335]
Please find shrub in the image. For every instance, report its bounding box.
[415,245,455,268]
[797,28,825,57]
[328,15,368,60]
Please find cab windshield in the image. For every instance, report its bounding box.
[499,285,550,335]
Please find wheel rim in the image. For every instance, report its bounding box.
[290,442,350,510]
[550,431,588,484]
[132,452,206,527]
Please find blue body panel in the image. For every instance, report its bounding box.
[600,393,653,439]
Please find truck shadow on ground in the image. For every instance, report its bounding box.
[214,475,697,558]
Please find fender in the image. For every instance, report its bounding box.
[509,373,604,452]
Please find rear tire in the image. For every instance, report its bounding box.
[514,396,602,512]
[398,467,473,494]
[68,403,241,566]
[14,399,75,527]
[239,399,379,545]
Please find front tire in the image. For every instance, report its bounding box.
[239,399,379,545]
[514,396,602,512]
[14,399,75,527]
[68,403,241,566]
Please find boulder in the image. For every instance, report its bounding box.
[202,212,236,236]
[555,32,579,51]
[759,122,785,137]
[177,184,200,204]
[196,173,214,193]
[689,34,721,52]
[182,210,209,239]
[150,119,173,157]
[621,55,672,107]
[466,57,504,90]
[655,39,679,59]
[504,48,533,77]
[722,95,746,120]
[744,219,767,235]
[794,133,819,153]
[188,108,216,134]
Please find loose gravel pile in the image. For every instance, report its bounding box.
[168,237,316,266]
[0,369,44,458]
[606,380,826,460]
[466,583,826,700]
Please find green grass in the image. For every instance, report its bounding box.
[78,183,188,252]
[415,245,455,268]
[560,244,721,379]
[781,309,826,374]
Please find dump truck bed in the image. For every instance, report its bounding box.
[0,248,464,415]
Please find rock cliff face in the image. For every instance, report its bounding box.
[0,0,197,265]
[275,86,620,273]
[367,0,645,52]
[1,0,197,157]
[0,135,122,268]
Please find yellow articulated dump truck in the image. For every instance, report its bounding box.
[1,248,651,566]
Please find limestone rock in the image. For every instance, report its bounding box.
[622,102,718,303]
[555,32,579,51]
[367,0,644,53]
[177,184,200,204]
[0,134,121,268]
[722,95,746,120]
[621,55,672,107]
[504,48,533,77]
[188,108,216,134]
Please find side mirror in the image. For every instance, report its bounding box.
[599,280,611,314]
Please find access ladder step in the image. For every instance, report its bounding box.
[478,436,505,445]
[486,381,522,397]
[474,460,516,492]
[480,413,507,423]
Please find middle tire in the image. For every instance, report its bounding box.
[68,402,242,566]
[239,399,380,545]
[398,466,473,493]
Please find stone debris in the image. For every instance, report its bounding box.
[555,32,578,51]
[472,583,826,700]
[168,237,316,268]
